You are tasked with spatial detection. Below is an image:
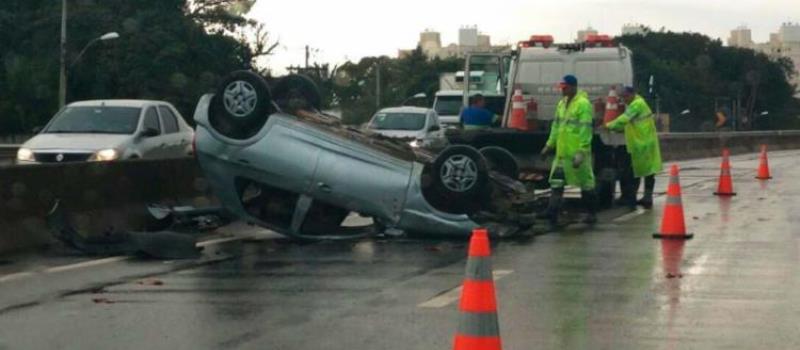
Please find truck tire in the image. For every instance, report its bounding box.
[426,145,489,214]
[479,146,519,179]
[209,70,274,140]
[271,74,322,113]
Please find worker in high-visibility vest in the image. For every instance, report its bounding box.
[539,75,597,225]
[604,86,663,209]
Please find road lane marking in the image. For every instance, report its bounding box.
[0,235,255,284]
[613,209,647,223]
[0,272,34,283]
[44,256,130,274]
[418,270,513,308]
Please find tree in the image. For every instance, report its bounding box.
[618,31,798,131]
[331,47,463,125]
[0,0,273,135]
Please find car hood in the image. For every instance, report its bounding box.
[22,133,131,151]
[371,129,426,140]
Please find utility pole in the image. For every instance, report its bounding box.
[375,62,381,109]
[58,0,68,108]
[305,45,310,69]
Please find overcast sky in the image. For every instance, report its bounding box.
[249,0,799,74]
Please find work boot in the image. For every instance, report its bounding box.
[637,192,654,209]
[581,190,598,225]
[614,196,637,211]
[537,189,564,227]
[637,176,656,210]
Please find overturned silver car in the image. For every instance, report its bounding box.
[193,71,535,239]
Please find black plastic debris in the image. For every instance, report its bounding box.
[47,200,201,259]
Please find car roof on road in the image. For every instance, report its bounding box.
[376,106,432,114]
[67,100,172,108]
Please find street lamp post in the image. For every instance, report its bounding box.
[57,0,120,108]
[58,0,67,108]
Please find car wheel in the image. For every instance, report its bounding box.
[425,145,489,214]
[479,146,519,179]
[271,74,322,114]
[209,70,274,140]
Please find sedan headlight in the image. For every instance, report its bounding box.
[89,149,120,162]
[409,139,422,148]
[16,148,34,162]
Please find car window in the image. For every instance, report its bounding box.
[158,106,179,134]
[44,106,141,135]
[143,107,161,135]
[369,113,427,131]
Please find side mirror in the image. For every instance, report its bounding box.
[139,128,159,138]
[429,124,441,132]
[32,126,43,134]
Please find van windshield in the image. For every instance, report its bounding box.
[45,106,142,134]
[434,96,463,116]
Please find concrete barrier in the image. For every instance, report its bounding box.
[0,130,799,254]
[0,158,215,254]
[659,131,800,161]
[0,145,18,166]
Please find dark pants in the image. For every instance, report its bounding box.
[617,147,655,201]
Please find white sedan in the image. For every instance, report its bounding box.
[17,100,194,164]
[366,107,446,148]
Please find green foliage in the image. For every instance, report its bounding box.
[331,47,463,125]
[0,0,268,135]
[618,31,799,131]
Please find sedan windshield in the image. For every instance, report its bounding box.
[45,106,141,134]
[370,113,426,131]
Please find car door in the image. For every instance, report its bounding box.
[157,105,188,158]
[138,106,165,158]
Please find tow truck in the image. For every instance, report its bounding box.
[439,34,632,209]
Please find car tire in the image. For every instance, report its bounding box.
[479,146,519,179]
[271,74,322,113]
[209,70,274,140]
[426,145,489,214]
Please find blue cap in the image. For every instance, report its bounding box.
[561,75,578,87]
[623,86,635,95]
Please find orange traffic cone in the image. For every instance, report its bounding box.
[508,89,528,131]
[653,165,694,240]
[756,145,772,180]
[714,149,737,196]
[603,87,622,125]
[453,228,502,350]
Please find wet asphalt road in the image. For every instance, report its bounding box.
[0,150,799,349]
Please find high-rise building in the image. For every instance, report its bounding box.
[728,26,754,49]
[738,23,800,97]
[419,30,442,57]
[576,26,598,42]
[778,22,800,43]
[477,34,491,49]
[621,24,647,36]
[459,26,479,47]
[400,26,509,59]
